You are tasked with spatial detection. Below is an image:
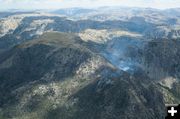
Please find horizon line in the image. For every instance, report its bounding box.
[0,6,180,12]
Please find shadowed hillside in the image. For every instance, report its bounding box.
[0,32,167,119]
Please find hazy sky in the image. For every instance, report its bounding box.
[0,0,180,10]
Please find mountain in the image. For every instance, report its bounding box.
[0,32,166,119]
[0,7,180,50]
[53,8,96,16]
[0,7,180,119]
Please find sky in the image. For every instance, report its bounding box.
[0,0,180,11]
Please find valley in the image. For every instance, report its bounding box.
[0,7,180,119]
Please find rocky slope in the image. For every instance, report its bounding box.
[79,29,180,104]
[141,39,180,103]
[0,7,180,119]
[0,32,166,119]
